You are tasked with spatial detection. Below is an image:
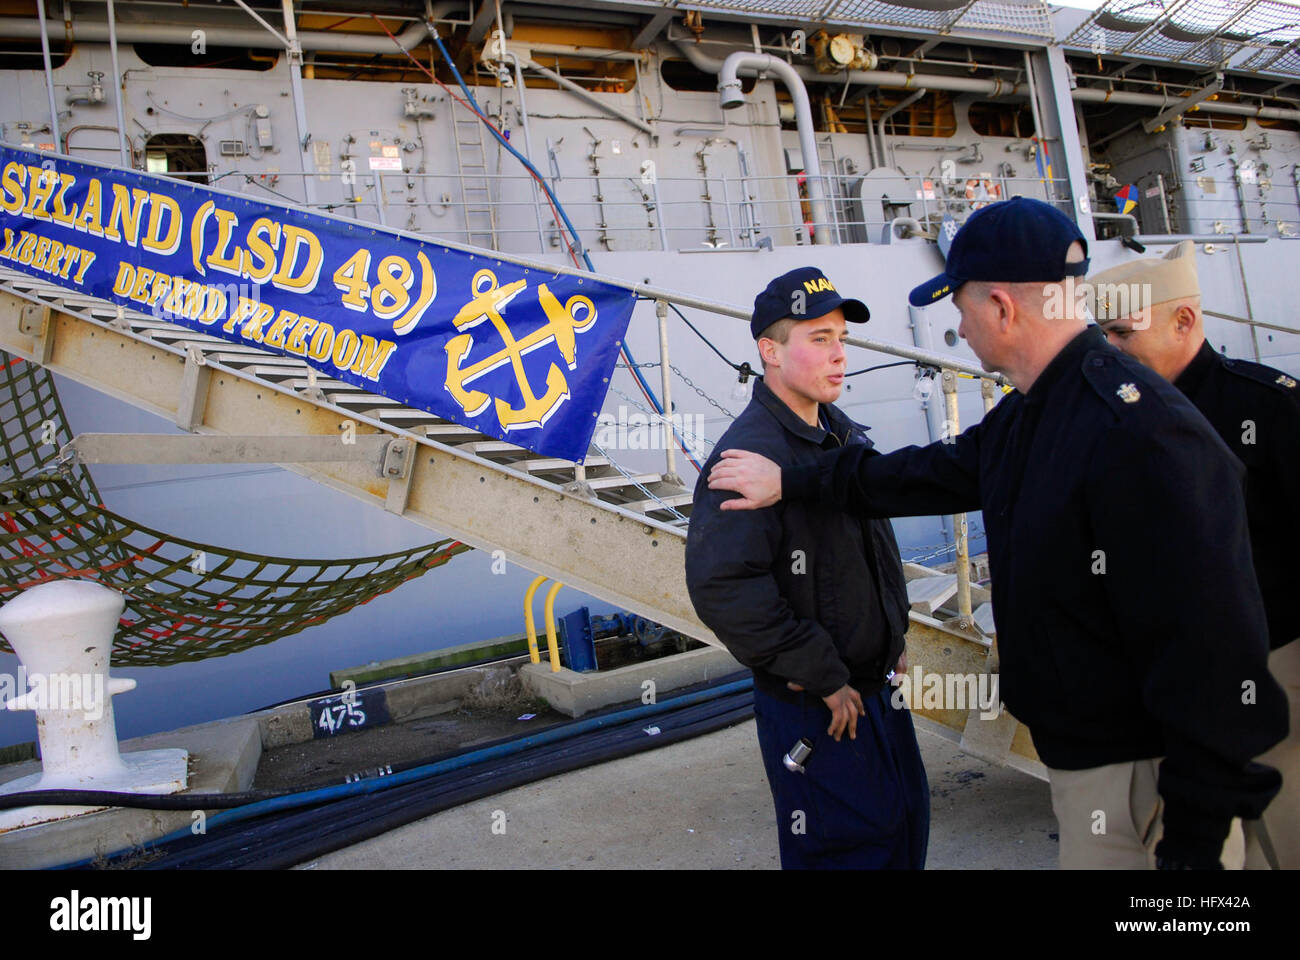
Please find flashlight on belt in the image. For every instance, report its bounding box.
[783,737,814,774]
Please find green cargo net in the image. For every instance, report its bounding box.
[0,351,469,667]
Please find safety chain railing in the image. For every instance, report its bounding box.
[591,440,691,525]
[608,382,717,456]
[909,529,988,567]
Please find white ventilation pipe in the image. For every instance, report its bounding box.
[719,52,831,245]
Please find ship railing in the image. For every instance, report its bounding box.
[1080,170,1300,240]
[173,164,1300,249]
[174,167,1074,253]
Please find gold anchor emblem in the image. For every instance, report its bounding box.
[1276,374,1297,389]
[444,269,598,431]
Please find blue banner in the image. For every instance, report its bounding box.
[0,146,635,463]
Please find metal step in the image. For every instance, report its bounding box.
[511,456,609,473]
[584,471,662,491]
[237,364,312,382]
[325,393,403,410]
[907,574,958,614]
[460,440,529,455]
[622,492,693,514]
[422,423,486,440]
[214,353,307,371]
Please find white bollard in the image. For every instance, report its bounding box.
[0,579,188,832]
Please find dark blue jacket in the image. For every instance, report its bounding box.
[1173,340,1300,648]
[685,377,909,704]
[782,326,1287,866]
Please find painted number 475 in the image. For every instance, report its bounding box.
[318,699,366,735]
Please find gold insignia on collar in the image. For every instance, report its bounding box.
[1116,382,1141,404]
[1277,374,1297,389]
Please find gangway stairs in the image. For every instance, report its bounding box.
[0,266,699,635]
[0,266,1043,779]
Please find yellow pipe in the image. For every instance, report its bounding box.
[543,581,565,673]
[523,575,549,664]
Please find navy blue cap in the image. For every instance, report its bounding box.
[751,267,870,339]
[908,197,1089,307]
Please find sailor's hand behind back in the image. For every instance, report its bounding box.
[709,449,782,509]
[821,684,865,741]
[786,682,863,739]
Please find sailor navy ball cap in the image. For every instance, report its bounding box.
[908,196,1090,307]
[751,266,870,340]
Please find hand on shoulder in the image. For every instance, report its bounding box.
[708,449,782,510]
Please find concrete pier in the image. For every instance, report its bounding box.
[299,718,1058,870]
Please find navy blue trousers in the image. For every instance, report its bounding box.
[753,684,930,869]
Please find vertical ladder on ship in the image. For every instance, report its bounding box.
[815,135,848,244]
[736,146,762,247]
[694,145,723,247]
[454,93,499,250]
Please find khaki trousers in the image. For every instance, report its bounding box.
[1048,758,1244,869]
[1245,640,1300,870]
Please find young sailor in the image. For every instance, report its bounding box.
[685,267,927,869]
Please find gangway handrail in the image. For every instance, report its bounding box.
[1203,308,1300,336]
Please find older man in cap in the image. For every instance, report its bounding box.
[707,198,1287,869]
[685,266,927,869]
[1090,241,1300,869]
